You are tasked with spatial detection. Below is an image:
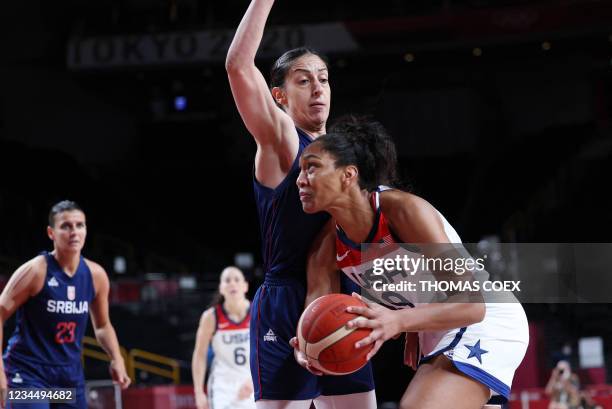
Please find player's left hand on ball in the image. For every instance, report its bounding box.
[109,359,132,389]
[346,292,402,360]
[289,337,324,376]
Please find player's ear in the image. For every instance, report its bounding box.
[47,225,54,241]
[343,165,358,188]
[271,87,287,107]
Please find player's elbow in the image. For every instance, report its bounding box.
[225,53,246,74]
[225,56,237,73]
[93,321,112,336]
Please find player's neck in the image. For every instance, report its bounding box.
[330,191,375,244]
[51,250,81,276]
[223,298,249,319]
[296,122,326,139]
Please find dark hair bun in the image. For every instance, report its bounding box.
[328,115,399,190]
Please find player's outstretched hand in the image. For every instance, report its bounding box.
[346,292,402,360]
[0,371,7,409]
[109,359,131,389]
[289,337,324,376]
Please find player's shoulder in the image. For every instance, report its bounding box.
[15,255,47,279]
[202,306,216,320]
[5,255,47,296]
[379,189,450,242]
[379,189,436,218]
[26,254,48,272]
[83,258,109,292]
[198,307,217,332]
[83,258,106,277]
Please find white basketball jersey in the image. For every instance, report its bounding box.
[334,189,529,402]
[208,304,255,409]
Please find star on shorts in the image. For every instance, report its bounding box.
[465,340,488,364]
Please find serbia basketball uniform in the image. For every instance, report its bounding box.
[3,252,95,408]
[207,304,255,409]
[251,128,375,401]
[335,188,529,404]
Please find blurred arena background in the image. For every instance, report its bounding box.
[1,0,612,407]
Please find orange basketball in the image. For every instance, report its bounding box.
[297,293,373,375]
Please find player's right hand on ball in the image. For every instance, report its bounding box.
[346,292,401,361]
[289,337,324,376]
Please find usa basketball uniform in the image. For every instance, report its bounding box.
[335,188,529,404]
[207,304,255,409]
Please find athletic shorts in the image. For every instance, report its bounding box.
[250,276,375,401]
[419,303,529,403]
[4,358,86,409]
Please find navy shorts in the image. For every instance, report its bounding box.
[250,276,374,401]
[4,358,86,409]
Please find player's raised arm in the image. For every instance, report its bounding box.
[226,0,298,187]
[191,308,215,409]
[88,261,131,389]
[0,257,45,408]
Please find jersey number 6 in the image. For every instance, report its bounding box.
[234,347,246,366]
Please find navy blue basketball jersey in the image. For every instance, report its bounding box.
[4,252,95,365]
[253,128,329,281]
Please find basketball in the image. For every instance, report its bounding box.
[297,293,373,375]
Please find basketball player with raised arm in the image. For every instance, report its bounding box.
[226,1,376,408]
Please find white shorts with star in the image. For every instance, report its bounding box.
[418,302,529,401]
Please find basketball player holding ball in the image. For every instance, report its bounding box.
[296,118,529,409]
[191,266,254,409]
[226,1,376,407]
[0,200,130,409]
